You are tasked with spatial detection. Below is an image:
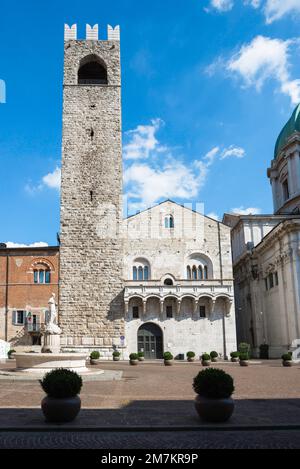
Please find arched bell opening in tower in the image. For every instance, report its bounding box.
[78,55,108,85]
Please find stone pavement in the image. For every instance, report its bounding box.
[0,429,299,449]
[0,360,299,431]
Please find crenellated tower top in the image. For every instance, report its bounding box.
[64,24,120,42]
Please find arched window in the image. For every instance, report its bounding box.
[165,216,174,229]
[34,268,51,284]
[186,253,213,280]
[78,55,108,85]
[132,258,151,281]
[164,278,174,286]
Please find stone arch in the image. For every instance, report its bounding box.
[186,252,213,279]
[78,54,108,85]
[137,322,163,359]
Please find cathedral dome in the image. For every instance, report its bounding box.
[274,104,300,159]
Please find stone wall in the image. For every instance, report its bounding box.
[59,39,124,348]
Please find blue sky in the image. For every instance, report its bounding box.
[1,0,300,246]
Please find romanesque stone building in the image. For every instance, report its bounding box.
[0,25,237,359]
[224,104,300,359]
[58,25,236,359]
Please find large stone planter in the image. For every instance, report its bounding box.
[195,395,234,423]
[113,356,121,362]
[41,395,81,423]
[187,357,195,362]
[90,359,101,366]
[138,357,145,362]
[239,360,249,367]
[130,360,139,366]
[164,360,173,366]
[211,358,218,363]
[202,360,211,367]
[282,360,293,367]
[231,357,239,363]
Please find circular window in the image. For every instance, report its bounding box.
[164,278,174,286]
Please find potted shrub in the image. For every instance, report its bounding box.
[230,352,239,363]
[90,351,101,365]
[239,342,250,355]
[187,351,196,362]
[210,351,218,363]
[7,349,16,359]
[129,353,139,365]
[193,368,235,423]
[282,353,293,367]
[163,352,174,366]
[112,351,121,361]
[201,353,211,367]
[239,352,249,367]
[138,352,145,362]
[40,368,82,423]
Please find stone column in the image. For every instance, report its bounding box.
[124,301,129,319]
[193,299,199,319]
[142,300,147,320]
[160,300,164,321]
[288,155,295,196]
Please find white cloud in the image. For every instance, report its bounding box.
[207,212,220,221]
[123,119,165,160]
[221,145,245,160]
[42,167,61,190]
[244,0,261,8]
[264,0,300,24]
[25,166,61,194]
[5,242,49,248]
[206,0,300,24]
[209,0,234,12]
[124,119,246,210]
[227,35,300,105]
[231,206,262,215]
[124,158,209,210]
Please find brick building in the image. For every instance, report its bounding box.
[0,245,59,346]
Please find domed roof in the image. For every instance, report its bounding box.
[274,104,300,158]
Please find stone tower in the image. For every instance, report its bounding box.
[59,24,124,353]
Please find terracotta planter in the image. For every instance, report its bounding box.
[90,359,101,365]
[164,360,173,366]
[239,360,249,367]
[202,360,211,367]
[41,396,81,423]
[187,357,195,362]
[195,395,234,423]
[231,357,239,363]
[113,356,120,361]
[130,360,139,366]
[282,360,293,367]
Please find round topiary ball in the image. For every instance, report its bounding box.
[193,368,234,399]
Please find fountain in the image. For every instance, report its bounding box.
[13,294,99,376]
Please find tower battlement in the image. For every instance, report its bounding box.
[64,24,120,42]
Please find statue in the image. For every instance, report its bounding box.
[45,293,61,335]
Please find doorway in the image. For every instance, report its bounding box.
[137,323,163,359]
